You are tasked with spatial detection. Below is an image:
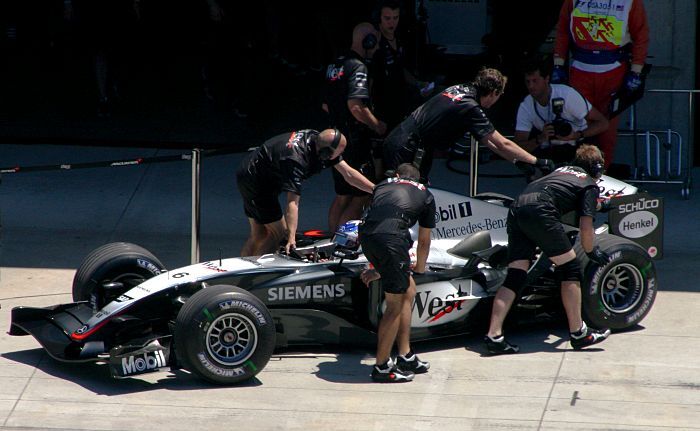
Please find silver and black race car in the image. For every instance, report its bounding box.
[9,176,657,385]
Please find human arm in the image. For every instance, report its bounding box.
[414,226,431,274]
[333,160,374,193]
[579,216,596,254]
[577,106,609,140]
[553,0,574,65]
[513,130,554,153]
[283,192,301,254]
[348,99,387,136]
[628,0,650,72]
[480,130,538,165]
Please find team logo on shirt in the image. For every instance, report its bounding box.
[287,131,304,149]
[326,65,345,82]
[442,85,469,102]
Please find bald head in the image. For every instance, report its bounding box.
[351,22,379,57]
[318,128,347,160]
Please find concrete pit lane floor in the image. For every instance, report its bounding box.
[1,144,699,431]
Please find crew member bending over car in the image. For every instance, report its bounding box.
[360,163,435,383]
[382,67,555,182]
[236,129,374,256]
[484,145,612,354]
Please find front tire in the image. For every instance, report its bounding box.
[174,285,276,385]
[72,242,165,301]
[576,234,657,330]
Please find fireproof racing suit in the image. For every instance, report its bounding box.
[507,165,599,262]
[382,83,495,181]
[324,51,374,196]
[359,177,436,294]
[554,0,650,166]
[236,130,340,224]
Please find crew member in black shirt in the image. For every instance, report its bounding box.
[383,67,555,182]
[323,22,387,232]
[359,163,435,383]
[236,128,374,256]
[371,0,427,130]
[484,145,612,355]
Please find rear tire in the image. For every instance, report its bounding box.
[72,242,165,301]
[576,234,657,330]
[174,285,276,385]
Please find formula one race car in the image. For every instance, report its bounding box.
[9,175,657,385]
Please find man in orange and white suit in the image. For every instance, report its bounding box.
[552,0,650,168]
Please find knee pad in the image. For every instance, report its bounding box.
[555,259,582,283]
[501,268,528,295]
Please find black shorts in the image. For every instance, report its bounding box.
[382,123,432,181]
[361,233,412,294]
[236,171,283,225]
[507,204,573,262]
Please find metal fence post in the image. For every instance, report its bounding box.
[469,136,478,196]
[191,148,201,264]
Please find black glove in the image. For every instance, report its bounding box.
[535,158,556,175]
[586,246,610,266]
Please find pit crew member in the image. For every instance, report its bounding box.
[359,163,435,383]
[382,67,555,182]
[323,22,387,232]
[485,145,612,354]
[236,128,374,256]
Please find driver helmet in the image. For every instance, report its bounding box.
[332,220,361,249]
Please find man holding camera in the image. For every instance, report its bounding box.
[515,58,608,165]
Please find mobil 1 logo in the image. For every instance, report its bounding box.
[609,192,664,259]
[435,201,472,224]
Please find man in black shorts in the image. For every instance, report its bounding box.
[359,163,435,383]
[484,145,612,354]
[383,67,555,182]
[236,128,374,256]
[323,22,387,232]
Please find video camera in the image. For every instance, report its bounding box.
[550,97,572,137]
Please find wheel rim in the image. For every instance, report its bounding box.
[599,263,644,314]
[206,313,258,366]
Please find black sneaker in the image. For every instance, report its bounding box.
[396,352,430,374]
[570,326,611,350]
[484,335,520,355]
[371,359,414,383]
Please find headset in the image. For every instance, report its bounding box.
[588,160,605,178]
[362,33,378,50]
[317,128,342,161]
[576,159,605,178]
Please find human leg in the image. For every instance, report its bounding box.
[550,250,611,349]
[395,278,430,374]
[376,292,403,366]
[241,217,266,256]
[328,194,351,232]
[256,219,286,255]
[484,266,527,355]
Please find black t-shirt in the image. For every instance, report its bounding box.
[323,51,371,131]
[361,177,436,236]
[240,130,341,195]
[516,166,599,219]
[410,84,495,150]
[371,37,407,111]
